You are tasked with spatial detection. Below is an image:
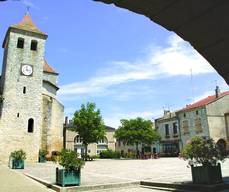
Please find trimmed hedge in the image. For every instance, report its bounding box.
[99,149,121,159]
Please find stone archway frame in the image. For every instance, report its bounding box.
[216,138,227,151]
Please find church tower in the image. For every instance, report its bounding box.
[0,14,48,162]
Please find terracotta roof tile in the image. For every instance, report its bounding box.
[43,60,58,74]
[11,14,46,35]
[178,91,229,112]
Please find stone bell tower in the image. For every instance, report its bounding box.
[0,13,48,163]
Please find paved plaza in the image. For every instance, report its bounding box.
[14,157,229,191]
[88,186,167,192]
[0,163,54,192]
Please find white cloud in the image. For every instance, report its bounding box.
[59,34,214,98]
[22,0,39,10]
[104,110,163,128]
[153,35,214,76]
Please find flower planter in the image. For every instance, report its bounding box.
[56,167,81,187]
[12,159,24,169]
[38,155,46,163]
[191,164,223,184]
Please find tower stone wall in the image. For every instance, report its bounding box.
[0,31,46,163]
[0,15,64,164]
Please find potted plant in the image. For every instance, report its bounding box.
[10,149,26,169]
[39,149,48,163]
[56,149,85,187]
[181,136,228,184]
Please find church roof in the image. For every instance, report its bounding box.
[43,60,58,75]
[11,14,46,36]
[2,14,47,48]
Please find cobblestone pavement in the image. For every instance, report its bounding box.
[18,158,229,186]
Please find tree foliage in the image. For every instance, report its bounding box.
[181,136,228,166]
[73,102,106,158]
[115,117,160,151]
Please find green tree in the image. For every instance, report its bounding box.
[181,136,228,166]
[115,117,160,157]
[73,102,105,159]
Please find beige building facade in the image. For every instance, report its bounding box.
[65,124,116,156]
[0,14,64,163]
[177,88,229,149]
[155,111,180,156]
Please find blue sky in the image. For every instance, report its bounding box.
[0,0,228,127]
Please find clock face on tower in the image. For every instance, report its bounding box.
[21,64,33,76]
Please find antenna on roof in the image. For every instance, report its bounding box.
[190,68,194,103]
[215,80,218,87]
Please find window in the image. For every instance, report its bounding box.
[182,120,189,134]
[98,137,108,144]
[163,143,179,154]
[173,122,178,135]
[74,135,83,144]
[17,113,20,118]
[23,87,26,94]
[195,118,203,133]
[165,124,170,137]
[30,40,38,51]
[17,38,24,49]
[183,113,186,118]
[196,110,199,115]
[28,118,34,133]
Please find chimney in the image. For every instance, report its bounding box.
[215,86,220,98]
[64,116,68,125]
[63,116,69,149]
[164,110,170,116]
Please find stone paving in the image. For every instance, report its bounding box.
[17,158,229,186]
[0,163,54,192]
[88,186,165,192]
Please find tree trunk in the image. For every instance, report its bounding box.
[84,143,88,160]
[136,142,139,159]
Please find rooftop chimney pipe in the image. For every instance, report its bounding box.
[215,86,220,98]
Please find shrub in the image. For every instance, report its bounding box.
[99,149,121,159]
[81,154,95,161]
[181,136,228,166]
[39,149,48,157]
[51,151,60,162]
[126,152,136,159]
[10,149,26,161]
[90,155,99,159]
[58,149,85,171]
